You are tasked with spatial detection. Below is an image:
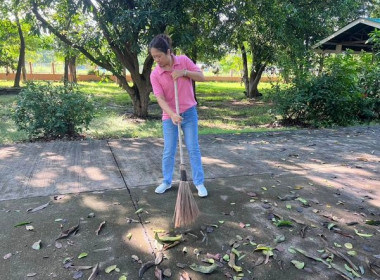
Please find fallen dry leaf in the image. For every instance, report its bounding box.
[247,192,257,197]
[32,240,41,250]
[126,217,139,223]
[154,266,163,280]
[254,256,265,266]
[70,265,93,270]
[163,268,172,277]
[176,263,186,268]
[154,252,163,265]
[3,253,12,260]
[190,263,218,274]
[56,222,79,240]
[72,271,83,279]
[206,253,221,260]
[180,271,191,280]
[138,261,155,278]
[88,263,99,280]
[95,221,106,235]
[131,255,140,262]
[300,225,308,238]
[164,240,181,250]
[26,225,34,231]
[27,202,50,213]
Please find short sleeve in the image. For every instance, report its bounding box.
[184,56,201,72]
[150,72,164,97]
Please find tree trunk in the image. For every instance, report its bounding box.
[131,88,150,118]
[187,47,199,104]
[246,63,266,98]
[118,71,151,118]
[64,56,69,84]
[14,12,25,88]
[21,65,27,81]
[240,44,249,97]
[128,85,150,118]
[68,56,77,83]
[117,67,127,88]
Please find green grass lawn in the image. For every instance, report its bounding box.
[0,80,285,145]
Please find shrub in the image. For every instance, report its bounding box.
[357,65,380,120]
[272,53,379,127]
[13,82,94,139]
[273,78,359,127]
[87,69,97,75]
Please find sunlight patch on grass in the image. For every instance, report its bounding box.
[0,119,28,144]
[199,119,243,131]
[197,82,245,94]
[87,116,133,139]
[87,116,163,139]
[0,95,28,144]
[0,81,14,87]
[131,120,162,138]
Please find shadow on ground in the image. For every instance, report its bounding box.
[0,125,379,279]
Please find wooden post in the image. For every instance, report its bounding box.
[52,62,55,74]
[29,62,33,75]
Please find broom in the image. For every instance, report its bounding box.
[173,80,200,228]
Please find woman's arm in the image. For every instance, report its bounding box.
[184,69,205,82]
[156,95,183,124]
[172,69,205,82]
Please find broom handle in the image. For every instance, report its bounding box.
[174,80,184,166]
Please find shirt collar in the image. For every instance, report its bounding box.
[157,54,178,75]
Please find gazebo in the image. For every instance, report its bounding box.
[312,18,380,53]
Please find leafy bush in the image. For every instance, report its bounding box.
[272,53,379,127]
[87,69,97,75]
[357,63,380,120]
[13,82,94,139]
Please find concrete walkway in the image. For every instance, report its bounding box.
[0,126,379,280]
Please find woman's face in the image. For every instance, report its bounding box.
[150,48,171,68]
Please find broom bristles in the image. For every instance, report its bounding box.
[173,180,200,228]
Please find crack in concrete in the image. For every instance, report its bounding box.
[106,140,157,257]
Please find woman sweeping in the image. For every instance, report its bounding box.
[149,34,208,198]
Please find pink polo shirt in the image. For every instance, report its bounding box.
[150,55,200,120]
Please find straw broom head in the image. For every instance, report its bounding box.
[173,169,200,228]
[172,80,199,228]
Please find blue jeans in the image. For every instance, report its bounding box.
[162,106,204,186]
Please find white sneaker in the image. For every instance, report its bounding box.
[155,183,172,194]
[195,184,208,197]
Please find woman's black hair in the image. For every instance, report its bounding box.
[149,34,172,54]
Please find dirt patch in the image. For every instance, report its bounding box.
[230,99,271,107]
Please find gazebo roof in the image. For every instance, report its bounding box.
[312,18,380,53]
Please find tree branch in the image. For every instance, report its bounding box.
[87,0,137,72]
[142,53,154,78]
[31,1,114,73]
